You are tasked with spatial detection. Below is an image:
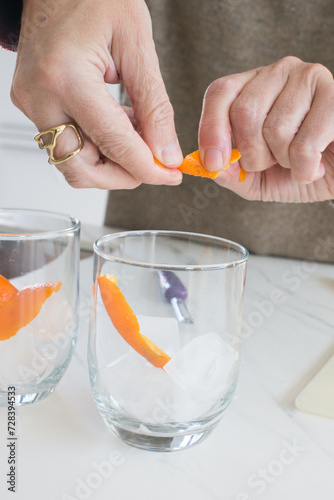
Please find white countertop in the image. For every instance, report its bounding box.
[1,227,334,500]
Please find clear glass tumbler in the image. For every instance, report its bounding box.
[0,209,80,406]
[89,230,248,451]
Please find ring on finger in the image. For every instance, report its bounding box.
[34,122,84,165]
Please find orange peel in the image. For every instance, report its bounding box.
[0,275,62,341]
[155,148,246,181]
[97,274,171,369]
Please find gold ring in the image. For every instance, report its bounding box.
[34,122,84,165]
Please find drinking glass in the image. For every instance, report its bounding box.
[89,230,248,451]
[0,209,80,406]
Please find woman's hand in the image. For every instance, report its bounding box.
[199,56,334,202]
[11,0,183,189]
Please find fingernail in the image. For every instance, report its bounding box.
[204,148,223,170]
[161,140,183,166]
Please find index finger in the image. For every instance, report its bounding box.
[64,75,182,186]
[199,70,257,170]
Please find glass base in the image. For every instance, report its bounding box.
[0,388,54,407]
[107,421,215,452]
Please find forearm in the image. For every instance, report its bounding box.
[0,0,23,50]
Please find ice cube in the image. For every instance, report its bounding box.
[101,352,174,422]
[25,292,73,340]
[0,335,57,387]
[164,332,239,400]
[98,332,239,424]
[0,292,74,390]
[101,350,208,423]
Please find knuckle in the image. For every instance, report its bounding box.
[62,170,88,189]
[66,179,86,189]
[205,77,235,100]
[302,62,333,84]
[38,60,68,94]
[278,55,301,67]
[144,98,175,129]
[95,128,135,164]
[11,54,69,109]
[10,78,26,108]
[263,119,290,143]
[199,120,223,140]
[32,48,75,94]
[272,56,301,73]
[289,138,316,162]
[239,152,265,172]
[230,99,265,126]
[267,58,333,86]
[10,70,37,111]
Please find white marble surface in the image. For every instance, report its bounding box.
[1,235,334,500]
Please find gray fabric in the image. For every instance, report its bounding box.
[105,0,334,262]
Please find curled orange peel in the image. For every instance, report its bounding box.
[155,149,246,182]
[97,274,171,369]
[0,275,62,341]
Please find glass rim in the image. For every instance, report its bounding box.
[0,208,80,240]
[94,230,249,270]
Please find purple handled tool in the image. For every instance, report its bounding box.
[157,270,193,323]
